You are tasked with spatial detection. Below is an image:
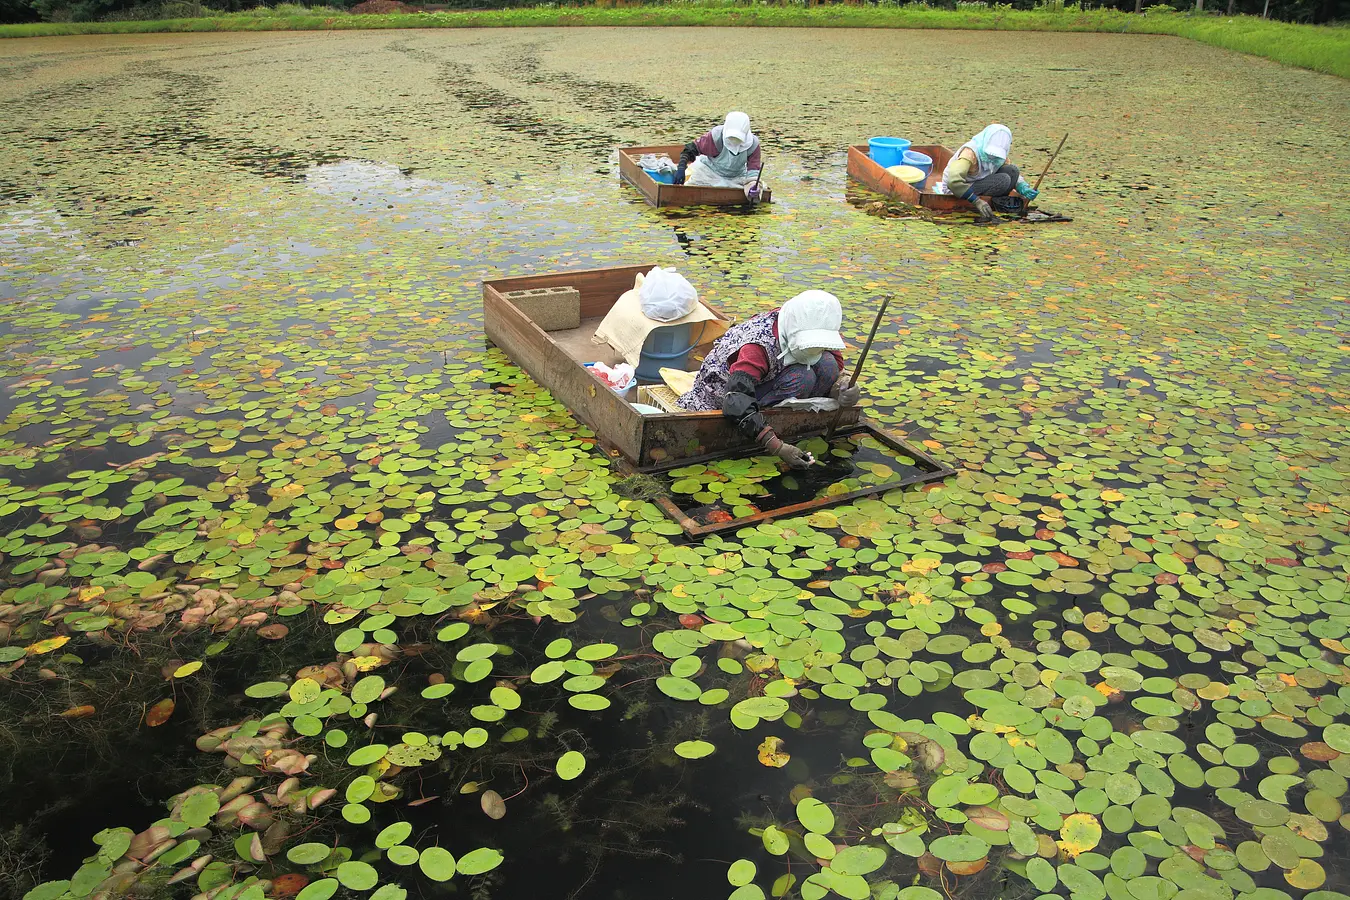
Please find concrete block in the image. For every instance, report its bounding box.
[504,286,581,332]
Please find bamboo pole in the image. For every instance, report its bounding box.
[824,295,892,443]
[1033,134,1069,192]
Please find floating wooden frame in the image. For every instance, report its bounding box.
[618,420,956,538]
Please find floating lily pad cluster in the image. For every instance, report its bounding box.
[666,436,921,522]
[2,27,1350,900]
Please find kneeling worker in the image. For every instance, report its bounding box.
[942,123,1040,222]
[676,111,764,199]
[677,291,858,469]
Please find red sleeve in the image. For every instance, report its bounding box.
[747,143,762,173]
[694,131,719,157]
[830,350,844,369]
[728,343,771,381]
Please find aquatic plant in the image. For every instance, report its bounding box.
[1,25,1349,900]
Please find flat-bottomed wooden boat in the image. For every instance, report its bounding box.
[619,145,772,209]
[847,143,976,211]
[483,264,849,472]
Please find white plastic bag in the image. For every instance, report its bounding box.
[638,267,697,322]
[585,362,636,393]
[684,158,757,188]
[638,153,677,173]
[773,397,839,412]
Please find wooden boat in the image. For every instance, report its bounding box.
[483,264,954,536]
[618,146,773,209]
[483,264,849,471]
[847,143,975,211]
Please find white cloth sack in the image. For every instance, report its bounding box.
[593,272,728,368]
[638,267,697,322]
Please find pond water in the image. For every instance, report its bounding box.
[1,25,1350,900]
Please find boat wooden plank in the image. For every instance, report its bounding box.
[482,264,858,471]
[618,145,772,209]
[484,275,646,463]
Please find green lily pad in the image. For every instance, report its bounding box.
[418,846,456,881]
[557,750,586,780]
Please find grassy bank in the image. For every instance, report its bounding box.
[2,5,1347,79]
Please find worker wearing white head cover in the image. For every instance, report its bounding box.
[778,290,846,366]
[942,123,1040,223]
[676,290,859,469]
[677,111,763,192]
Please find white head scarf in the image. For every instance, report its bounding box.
[778,290,845,366]
[964,124,1013,178]
[722,111,752,153]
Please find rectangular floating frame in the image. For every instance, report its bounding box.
[619,420,957,538]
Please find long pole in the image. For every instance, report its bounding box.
[824,295,892,442]
[749,163,765,203]
[1033,134,1069,192]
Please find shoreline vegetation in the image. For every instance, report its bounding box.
[0,4,1347,79]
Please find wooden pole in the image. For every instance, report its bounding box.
[824,295,892,442]
[1033,134,1069,192]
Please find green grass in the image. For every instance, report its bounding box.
[2,5,1347,80]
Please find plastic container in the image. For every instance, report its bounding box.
[886,164,927,189]
[868,137,911,169]
[644,168,675,185]
[636,322,705,383]
[901,150,933,188]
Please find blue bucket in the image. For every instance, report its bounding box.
[644,168,675,185]
[902,149,933,188]
[636,322,706,383]
[869,137,911,169]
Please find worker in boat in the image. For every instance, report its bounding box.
[677,291,858,469]
[942,123,1039,221]
[675,111,763,199]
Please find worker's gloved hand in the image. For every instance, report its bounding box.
[1015,179,1039,201]
[675,162,688,185]
[743,182,761,202]
[757,426,812,469]
[774,441,813,469]
[830,375,860,409]
[972,197,998,222]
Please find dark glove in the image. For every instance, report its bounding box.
[830,375,860,409]
[675,161,687,185]
[722,371,767,440]
[973,198,998,222]
[757,426,812,469]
